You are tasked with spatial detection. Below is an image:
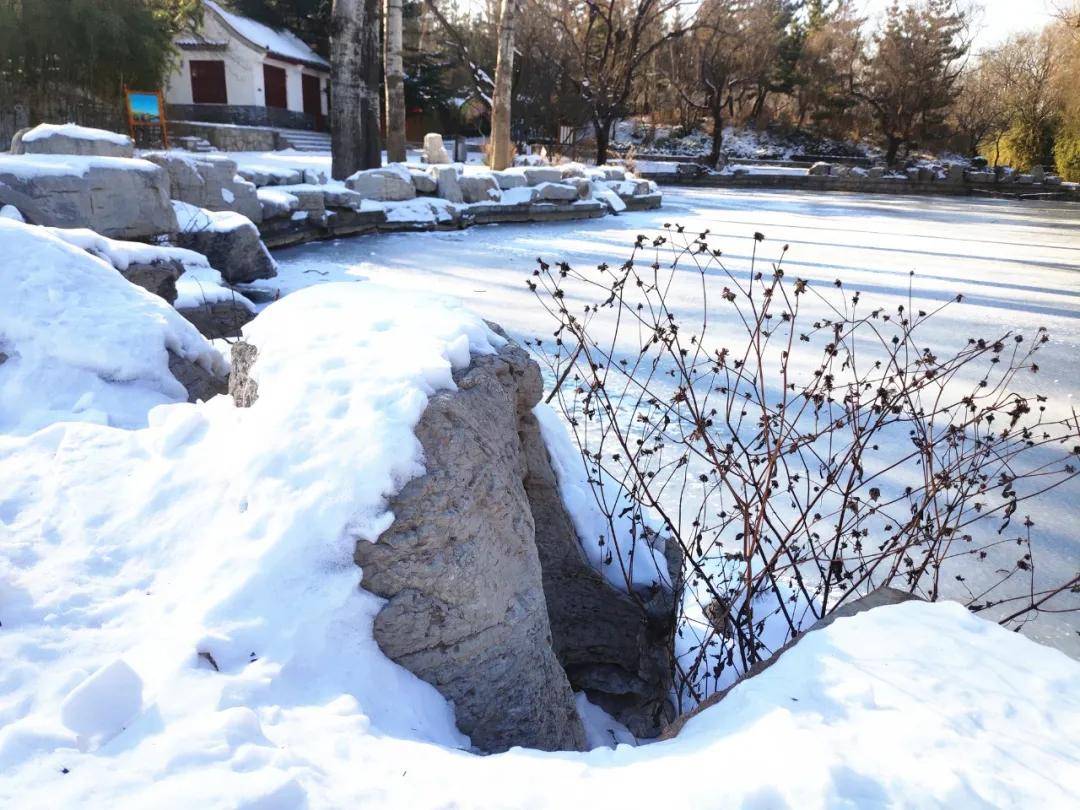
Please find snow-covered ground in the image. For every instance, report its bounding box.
[257,187,1080,657]
[3,191,1080,807]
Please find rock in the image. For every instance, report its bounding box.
[971,156,989,169]
[868,166,886,179]
[905,167,921,182]
[276,185,326,213]
[120,258,184,304]
[659,587,918,740]
[144,152,262,224]
[599,166,627,182]
[917,166,934,183]
[410,169,437,194]
[433,165,464,203]
[492,170,527,190]
[229,342,259,407]
[808,161,832,177]
[559,163,586,179]
[459,174,501,204]
[352,337,588,753]
[257,187,300,220]
[1031,165,1046,183]
[535,182,579,202]
[167,349,228,403]
[423,133,451,165]
[12,123,134,159]
[173,207,276,284]
[567,177,592,199]
[345,166,416,201]
[178,298,255,340]
[524,167,563,185]
[518,399,678,736]
[0,155,177,239]
[947,163,965,183]
[303,168,328,185]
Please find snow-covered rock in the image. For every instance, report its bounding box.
[433,165,464,203]
[0,154,177,239]
[172,201,276,284]
[11,123,134,159]
[409,168,438,194]
[0,219,225,432]
[345,164,416,201]
[459,173,501,204]
[491,169,527,190]
[535,182,579,202]
[524,167,563,185]
[145,151,262,224]
[423,132,451,164]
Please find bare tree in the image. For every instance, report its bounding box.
[331,0,382,178]
[543,0,691,164]
[384,0,407,163]
[951,57,1009,158]
[489,0,521,169]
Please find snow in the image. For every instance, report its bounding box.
[262,188,1080,656]
[206,0,328,68]
[2,192,1080,806]
[42,226,207,273]
[0,204,25,222]
[0,219,223,434]
[172,200,251,233]
[19,123,132,146]
[175,263,256,311]
[0,154,161,180]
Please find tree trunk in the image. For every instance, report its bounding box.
[384,0,406,163]
[331,0,382,180]
[885,134,902,166]
[594,117,611,165]
[709,96,724,168]
[489,0,520,170]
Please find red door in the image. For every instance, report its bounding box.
[190,60,227,104]
[263,64,287,109]
[302,73,322,128]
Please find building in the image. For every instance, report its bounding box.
[164,1,329,132]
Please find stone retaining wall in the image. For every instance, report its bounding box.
[170,121,278,152]
[640,171,1080,200]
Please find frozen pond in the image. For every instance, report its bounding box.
[259,187,1080,655]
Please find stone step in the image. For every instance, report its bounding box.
[275,128,332,152]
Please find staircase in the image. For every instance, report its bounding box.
[174,135,216,153]
[276,128,332,152]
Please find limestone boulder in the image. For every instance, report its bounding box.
[423,133,452,164]
[410,169,437,194]
[535,182,579,202]
[434,165,464,203]
[120,259,185,304]
[492,170,527,190]
[809,161,832,177]
[0,155,177,239]
[345,166,416,201]
[459,174,502,204]
[167,350,228,403]
[351,338,588,753]
[524,167,563,185]
[173,205,276,284]
[12,124,134,159]
[178,298,255,340]
[145,152,262,224]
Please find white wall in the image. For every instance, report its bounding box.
[164,10,328,117]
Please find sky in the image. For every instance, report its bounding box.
[861,0,1062,50]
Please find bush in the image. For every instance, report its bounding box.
[1054,117,1080,182]
[529,228,1080,703]
[990,120,1055,170]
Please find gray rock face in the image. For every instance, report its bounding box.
[145,153,262,224]
[229,342,259,408]
[178,299,255,340]
[12,125,134,159]
[459,174,501,204]
[345,167,416,201]
[354,340,588,753]
[524,167,563,185]
[433,166,464,203]
[809,161,832,177]
[410,169,438,194]
[492,170,526,190]
[0,156,178,239]
[121,259,184,304]
[567,178,592,199]
[175,215,276,284]
[868,166,886,179]
[167,350,227,403]
[535,182,579,202]
[519,394,679,738]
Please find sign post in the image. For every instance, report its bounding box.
[124,88,170,149]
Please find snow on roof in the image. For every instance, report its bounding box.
[205,0,329,70]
